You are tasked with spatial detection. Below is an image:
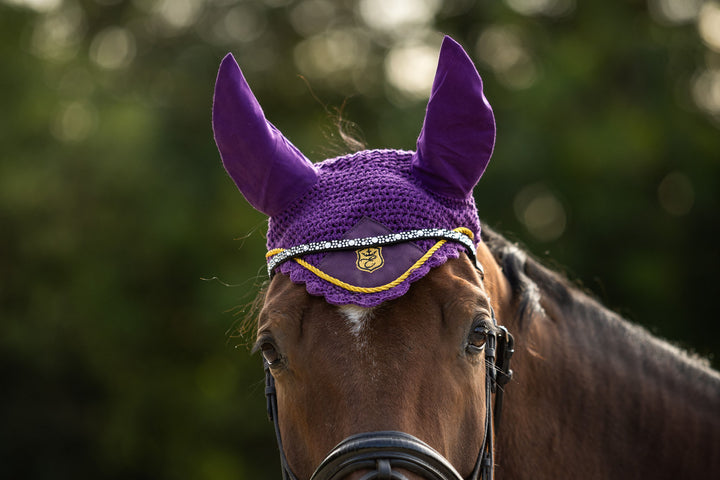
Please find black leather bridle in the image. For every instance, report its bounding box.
[262,310,514,480]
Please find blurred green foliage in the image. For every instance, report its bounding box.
[1,0,718,478]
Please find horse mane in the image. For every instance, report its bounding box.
[481,224,719,380]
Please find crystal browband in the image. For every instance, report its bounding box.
[265,227,476,276]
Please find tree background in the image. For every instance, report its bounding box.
[1,0,718,478]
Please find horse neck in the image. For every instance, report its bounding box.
[495,273,720,479]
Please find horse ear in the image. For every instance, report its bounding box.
[412,36,496,199]
[212,53,318,217]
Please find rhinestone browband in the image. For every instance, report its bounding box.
[266,227,476,276]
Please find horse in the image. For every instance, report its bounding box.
[212,36,720,479]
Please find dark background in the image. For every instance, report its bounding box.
[1,0,718,478]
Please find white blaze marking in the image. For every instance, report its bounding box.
[338,305,374,336]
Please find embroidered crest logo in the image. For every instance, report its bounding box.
[356,247,384,273]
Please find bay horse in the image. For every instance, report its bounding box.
[212,37,720,479]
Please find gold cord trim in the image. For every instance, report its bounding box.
[293,239,447,293]
[264,227,474,294]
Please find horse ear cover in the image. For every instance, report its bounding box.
[212,53,318,217]
[211,37,494,307]
[413,36,496,199]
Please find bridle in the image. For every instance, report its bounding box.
[263,317,513,480]
[261,260,514,480]
[262,229,513,480]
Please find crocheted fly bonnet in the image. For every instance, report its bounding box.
[212,36,495,307]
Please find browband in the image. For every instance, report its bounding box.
[265,227,478,277]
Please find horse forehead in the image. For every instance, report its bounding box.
[258,275,312,330]
[260,257,485,335]
[339,258,485,328]
[395,255,484,305]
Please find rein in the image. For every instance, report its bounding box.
[262,260,514,480]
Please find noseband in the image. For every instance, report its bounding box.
[311,431,464,480]
[262,302,514,480]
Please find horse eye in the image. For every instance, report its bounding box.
[261,343,283,366]
[466,325,488,354]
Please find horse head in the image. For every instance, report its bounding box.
[213,36,511,480]
[256,249,514,480]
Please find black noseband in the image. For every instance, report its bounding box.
[310,431,464,480]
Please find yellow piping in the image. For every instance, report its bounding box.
[293,239,447,293]
[265,227,474,293]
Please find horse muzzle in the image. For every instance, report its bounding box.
[310,431,464,480]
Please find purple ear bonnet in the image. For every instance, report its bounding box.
[212,37,495,307]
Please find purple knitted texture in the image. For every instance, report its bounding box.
[268,149,481,307]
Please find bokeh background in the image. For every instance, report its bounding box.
[1,0,719,478]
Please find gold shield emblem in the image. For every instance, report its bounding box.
[356,247,384,273]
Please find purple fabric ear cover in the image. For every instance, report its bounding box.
[212,36,496,307]
[413,37,496,199]
[212,53,318,217]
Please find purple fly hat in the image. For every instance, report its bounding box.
[212,36,496,307]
